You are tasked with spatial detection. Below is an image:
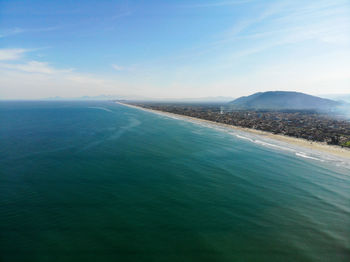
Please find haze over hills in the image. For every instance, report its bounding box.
[228,91,343,111]
[42,95,235,103]
[320,94,350,103]
[42,95,148,101]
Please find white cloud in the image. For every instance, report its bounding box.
[2,1,350,99]
[0,28,24,38]
[112,64,124,71]
[111,11,132,20]
[180,0,251,8]
[0,26,61,38]
[0,66,133,99]
[66,74,107,85]
[0,61,73,74]
[0,48,28,61]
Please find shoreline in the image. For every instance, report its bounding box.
[116,102,350,160]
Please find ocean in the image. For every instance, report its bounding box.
[0,101,349,262]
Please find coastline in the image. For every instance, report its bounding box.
[116,102,350,160]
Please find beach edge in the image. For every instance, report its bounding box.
[116,101,350,160]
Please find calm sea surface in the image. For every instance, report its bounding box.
[0,101,349,262]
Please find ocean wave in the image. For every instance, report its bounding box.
[295,152,324,162]
[88,107,113,113]
[232,133,296,153]
[253,140,296,152]
[234,134,254,143]
[127,105,350,168]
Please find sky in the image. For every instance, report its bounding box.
[0,0,350,100]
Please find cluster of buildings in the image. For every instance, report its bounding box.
[134,103,350,147]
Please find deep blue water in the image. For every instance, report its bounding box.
[0,101,349,262]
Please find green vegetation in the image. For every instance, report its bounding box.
[342,141,350,148]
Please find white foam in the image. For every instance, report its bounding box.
[235,134,254,142]
[120,103,350,168]
[295,152,324,161]
[88,107,113,112]
[253,140,296,152]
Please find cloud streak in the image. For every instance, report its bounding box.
[0,26,61,38]
[0,61,73,74]
[1,0,349,99]
[112,64,124,71]
[179,0,252,8]
[0,49,29,61]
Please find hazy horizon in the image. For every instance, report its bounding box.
[1,0,350,99]
[1,92,350,103]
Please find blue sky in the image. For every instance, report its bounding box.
[1,0,349,99]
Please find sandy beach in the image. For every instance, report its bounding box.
[117,102,350,160]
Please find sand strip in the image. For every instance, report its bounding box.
[117,102,350,160]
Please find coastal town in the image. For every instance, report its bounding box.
[125,102,350,148]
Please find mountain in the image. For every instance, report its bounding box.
[228,91,341,111]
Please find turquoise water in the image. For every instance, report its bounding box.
[0,101,349,262]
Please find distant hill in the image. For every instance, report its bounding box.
[42,95,235,103]
[320,93,350,103]
[228,91,341,111]
[42,94,149,101]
